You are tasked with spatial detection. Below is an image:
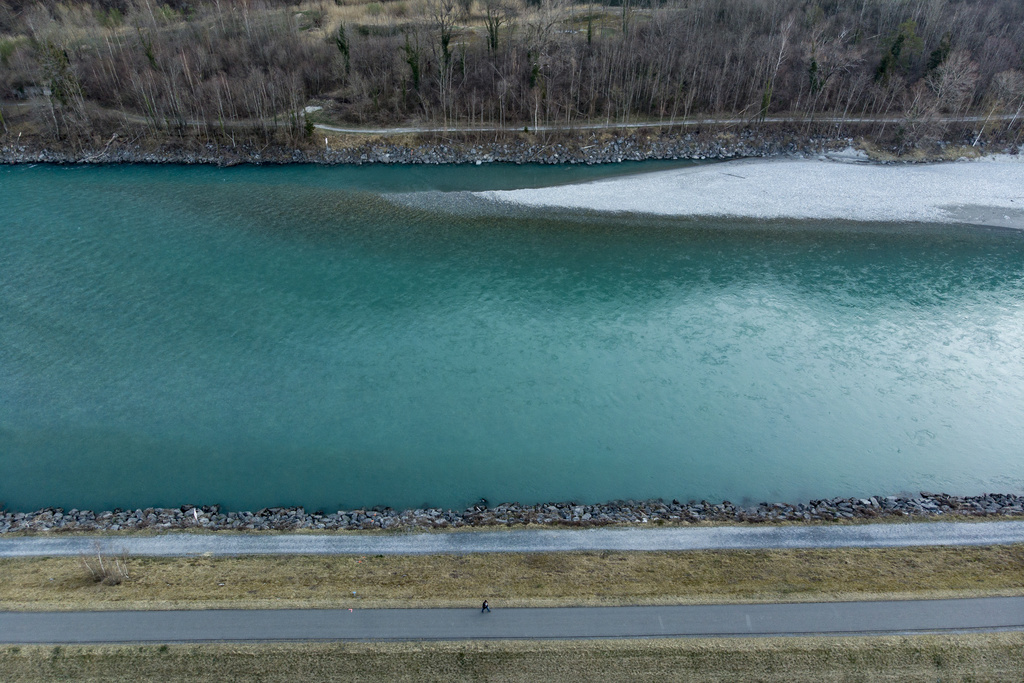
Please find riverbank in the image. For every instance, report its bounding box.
[0,128,844,166]
[1,124,1019,167]
[3,493,1022,535]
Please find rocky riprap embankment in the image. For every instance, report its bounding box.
[0,130,833,166]
[2,493,1022,534]
[0,129,882,166]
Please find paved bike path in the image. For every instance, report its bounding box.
[2,598,1022,643]
[2,521,1022,557]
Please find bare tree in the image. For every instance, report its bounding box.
[483,0,515,55]
[36,39,90,140]
[428,0,460,125]
[927,48,978,117]
[758,19,792,122]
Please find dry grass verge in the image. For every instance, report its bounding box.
[2,545,1022,611]
[2,634,1024,682]
[858,138,987,162]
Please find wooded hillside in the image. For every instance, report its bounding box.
[1,0,1022,146]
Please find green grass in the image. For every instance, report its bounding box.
[0,36,27,66]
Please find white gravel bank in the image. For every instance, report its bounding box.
[476,154,1024,228]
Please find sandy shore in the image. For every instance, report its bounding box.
[476,153,1024,229]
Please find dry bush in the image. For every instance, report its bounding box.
[80,546,131,586]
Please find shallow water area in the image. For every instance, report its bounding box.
[2,163,1023,512]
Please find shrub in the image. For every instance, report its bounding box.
[80,546,131,586]
[0,36,23,66]
[96,7,123,28]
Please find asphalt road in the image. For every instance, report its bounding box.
[2,521,1023,558]
[2,598,1022,643]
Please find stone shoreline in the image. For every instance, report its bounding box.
[2,126,1016,166]
[0,129,848,166]
[3,493,1023,534]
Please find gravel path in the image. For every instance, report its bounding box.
[3,598,1022,643]
[313,114,1018,135]
[2,520,1022,557]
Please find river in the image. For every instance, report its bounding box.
[2,163,1023,512]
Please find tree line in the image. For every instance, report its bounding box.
[1,0,1022,145]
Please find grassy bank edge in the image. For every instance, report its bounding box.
[3,633,1024,682]
[3,545,1022,612]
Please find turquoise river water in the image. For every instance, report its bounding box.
[2,163,1023,512]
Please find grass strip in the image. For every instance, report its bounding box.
[2,545,1022,611]
[2,634,1024,682]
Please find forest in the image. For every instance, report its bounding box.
[1,0,1022,146]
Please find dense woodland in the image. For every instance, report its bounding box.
[1,0,1022,145]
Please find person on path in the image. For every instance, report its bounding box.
[481,600,491,613]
